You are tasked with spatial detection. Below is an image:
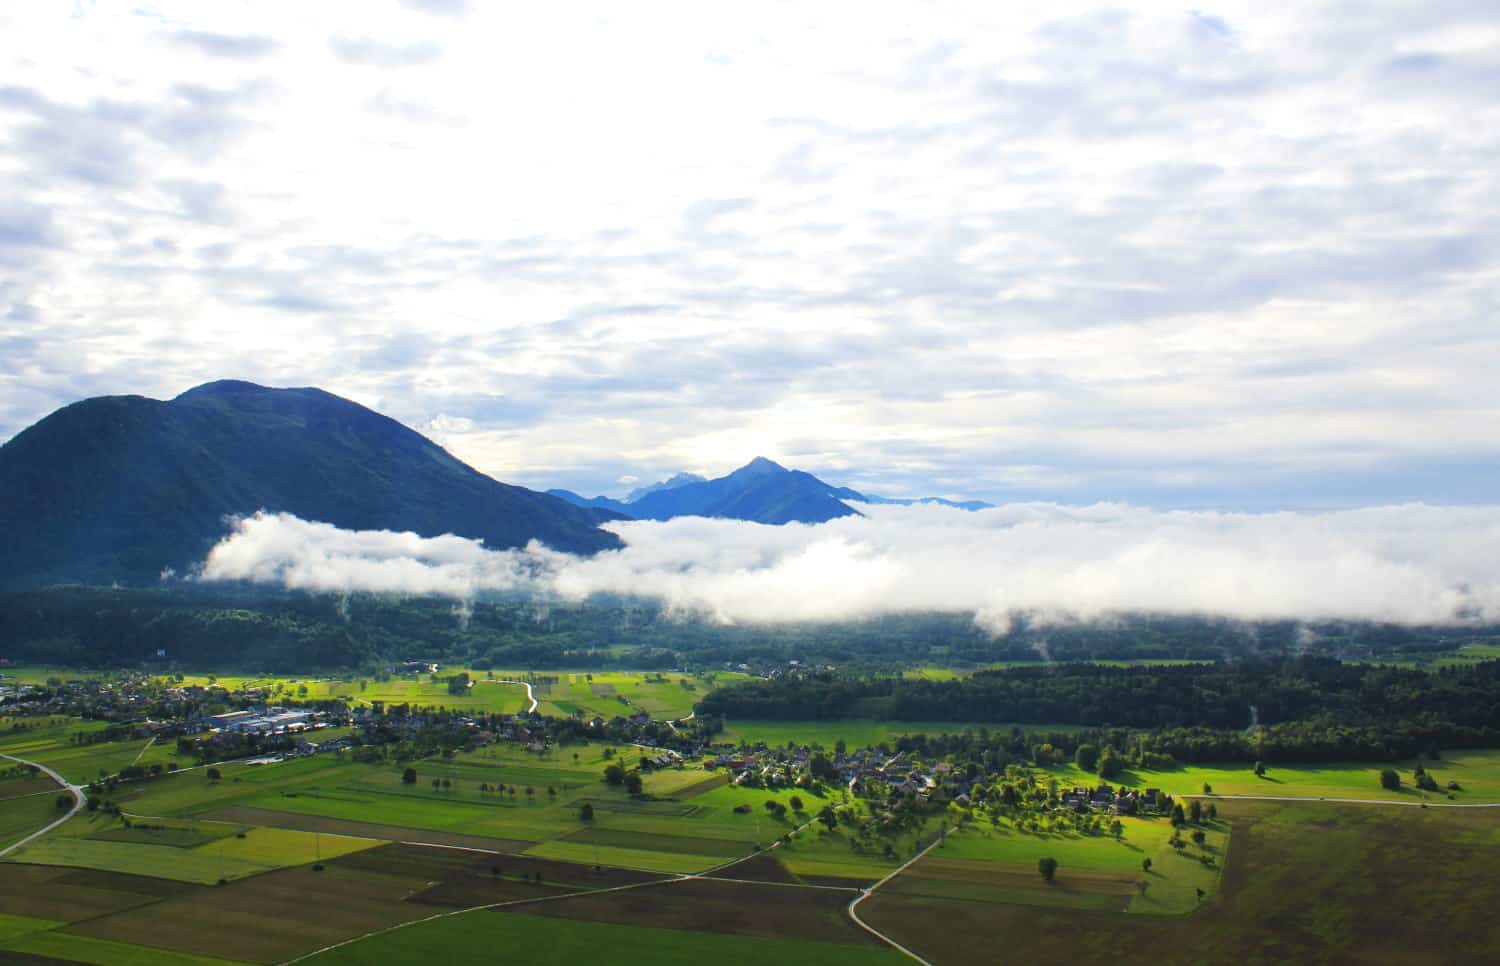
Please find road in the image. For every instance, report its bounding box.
[845,827,951,966]
[0,753,85,859]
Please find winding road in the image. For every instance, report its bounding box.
[0,753,85,859]
[845,827,950,966]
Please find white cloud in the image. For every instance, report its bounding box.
[198,503,1500,627]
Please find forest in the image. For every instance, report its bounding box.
[695,657,1500,761]
[2,585,1493,672]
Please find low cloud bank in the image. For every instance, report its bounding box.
[196,503,1500,628]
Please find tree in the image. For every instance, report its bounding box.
[624,773,643,795]
[1171,803,1186,826]
[1206,803,1217,821]
[1097,748,1123,780]
[603,764,626,786]
[1380,769,1402,791]
[1189,799,1203,823]
[56,793,72,810]
[818,805,839,831]
[401,767,417,785]
[1142,857,1152,873]
[808,752,838,782]
[1074,744,1100,771]
[206,767,221,782]
[579,802,594,822]
[789,795,804,812]
[1253,761,1266,778]
[1038,857,1058,882]
[1192,829,1206,846]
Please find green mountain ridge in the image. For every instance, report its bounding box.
[0,380,620,589]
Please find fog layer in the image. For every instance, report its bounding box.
[197,503,1500,627]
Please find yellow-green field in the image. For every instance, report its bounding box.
[1039,750,1500,804]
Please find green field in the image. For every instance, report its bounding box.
[3,929,252,966]
[928,813,1225,914]
[0,792,66,851]
[1037,749,1500,804]
[9,696,1500,964]
[308,908,905,966]
[6,817,379,883]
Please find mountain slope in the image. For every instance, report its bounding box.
[0,380,621,588]
[545,489,633,516]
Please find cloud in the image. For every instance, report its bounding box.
[328,35,442,68]
[197,503,1500,628]
[168,30,278,60]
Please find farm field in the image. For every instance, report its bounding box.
[7,819,380,883]
[307,908,907,966]
[919,812,1227,914]
[7,701,1500,963]
[1038,749,1500,804]
[0,790,66,851]
[861,798,1500,964]
[0,666,753,720]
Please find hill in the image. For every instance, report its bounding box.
[0,380,621,588]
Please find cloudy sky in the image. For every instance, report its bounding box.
[3,1,1499,508]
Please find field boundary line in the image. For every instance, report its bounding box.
[845,827,950,966]
[701,874,862,892]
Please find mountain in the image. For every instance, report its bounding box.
[625,457,860,524]
[550,458,996,524]
[543,489,632,518]
[0,380,621,589]
[625,472,705,502]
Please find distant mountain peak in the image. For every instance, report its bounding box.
[733,456,787,476]
[625,471,707,503]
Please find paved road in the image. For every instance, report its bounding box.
[846,828,950,966]
[0,753,85,859]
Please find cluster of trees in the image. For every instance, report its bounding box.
[698,657,1500,743]
[5,585,1491,672]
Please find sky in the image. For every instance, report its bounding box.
[3,1,1499,508]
